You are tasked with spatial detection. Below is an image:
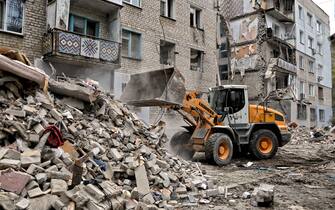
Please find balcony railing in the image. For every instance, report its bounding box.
[43,29,120,65]
[269,57,296,73]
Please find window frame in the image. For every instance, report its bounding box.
[123,0,141,8]
[308,36,313,49]
[316,20,322,33]
[299,30,304,44]
[297,103,307,120]
[190,48,204,72]
[299,55,304,70]
[121,28,142,60]
[317,42,322,55]
[307,12,313,26]
[0,0,25,35]
[160,40,175,65]
[69,14,100,38]
[190,6,202,29]
[319,109,325,122]
[298,5,303,20]
[160,0,175,19]
[308,60,314,73]
[308,84,315,96]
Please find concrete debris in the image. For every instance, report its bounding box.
[290,126,335,144]
[251,184,275,207]
[0,64,210,209]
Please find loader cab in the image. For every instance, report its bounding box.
[208,85,249,125]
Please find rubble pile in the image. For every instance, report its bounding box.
[0,66,214,209]
[289,126,335,145]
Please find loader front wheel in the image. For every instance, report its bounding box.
[249,129,278,160]
[205,133,233,166]
[170,131,194,160]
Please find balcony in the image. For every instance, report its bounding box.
[266,8,294,23]
[43,29,120,66]
[269,58,296,74]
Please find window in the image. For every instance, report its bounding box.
[227,89,245,114]
[318,64,323,75]
[299,30,304,44]
[297,104,307,120]
[308,36,313,48]
[298,6,303,19]
[307,13,312,26]
[299,55,304,69]
[299,81,304,94]
[219,42,228,58]
[318,87,324,100]
[310,108,316,121]
[308,84,315,96]
[219,64,228,80]
[0,0,24,33]
[122,29,141,59]
[319,109,325,122]
[160,40,175,65]
[308,60,314,73]
[316,20,322,33]
[190,6,201,29]
[317,43,322,54]
[69,15,99,37]
[161,0,174,19]
[190,48,203,71]
[273,23,280,37]
[123,0,140,7]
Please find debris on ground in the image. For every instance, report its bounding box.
[289,125,335,145]
[0,55,217,209]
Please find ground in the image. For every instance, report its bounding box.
[190,142,335,210]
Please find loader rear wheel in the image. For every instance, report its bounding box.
[249,129,278,160]
[170,131,194,160]
[205,133,233,166]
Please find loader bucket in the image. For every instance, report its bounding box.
[120,68,186,107]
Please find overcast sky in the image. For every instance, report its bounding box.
[312,0,335,34]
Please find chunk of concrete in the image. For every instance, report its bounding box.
[135,165,150,197]
[84,184,105,202]
[51,179,68,195]
[251,184,274,207]
[0,159,21,170]
[5,108,26,117]
[29,134,40,143]
[21,150,41,168]
[50,109,63,121]
[35,173,48,185]
[33,124,45,136]
[0,169,31,194]
[110,148,123,161]
[28,187,44,198]
[15,198,30,209]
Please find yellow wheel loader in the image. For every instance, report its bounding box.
[121,68,291,166]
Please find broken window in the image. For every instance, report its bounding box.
[272,48,280,58]
[308,60,314,73]
[190,6,201,29]
[310,108,316,121]
[308,36,313,49]
[122,29,141,59]
[299,81,305,96]
[308,84,315,96]
[219,65,228,80]
[190,48,203,71]
[276,73,289,89]
[298,6,303,20]
[316,20,322,33]
[307,13,312,26]
[69,14,100,37]
[123,0,141,7]
[319,109,325,122]
[299,56,304,70]
[284,0,293,12]
[161,0,174,19]
[299,31,304,44]
[219,43,228,58]
[160,40,175,65]
[318,87,324,100]
[297,104,307,120]
[0,0,24,33]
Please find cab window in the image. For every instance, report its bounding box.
[226,89,245,114]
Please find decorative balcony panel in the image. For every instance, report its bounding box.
[43,29,120,65]
[269,58,296,74]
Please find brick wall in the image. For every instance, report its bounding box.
[0,0,47,62]
[119,0,218,92]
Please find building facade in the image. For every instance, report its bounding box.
[330,33,335,122]
[219,0,332,128]
[0,0,123,92]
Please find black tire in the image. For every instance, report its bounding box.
[205,133,233,166]
[249,129,279,160]
[170,131,194,160]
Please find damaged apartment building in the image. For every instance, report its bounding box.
[0,0,122,92]
[219,0,332,127]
